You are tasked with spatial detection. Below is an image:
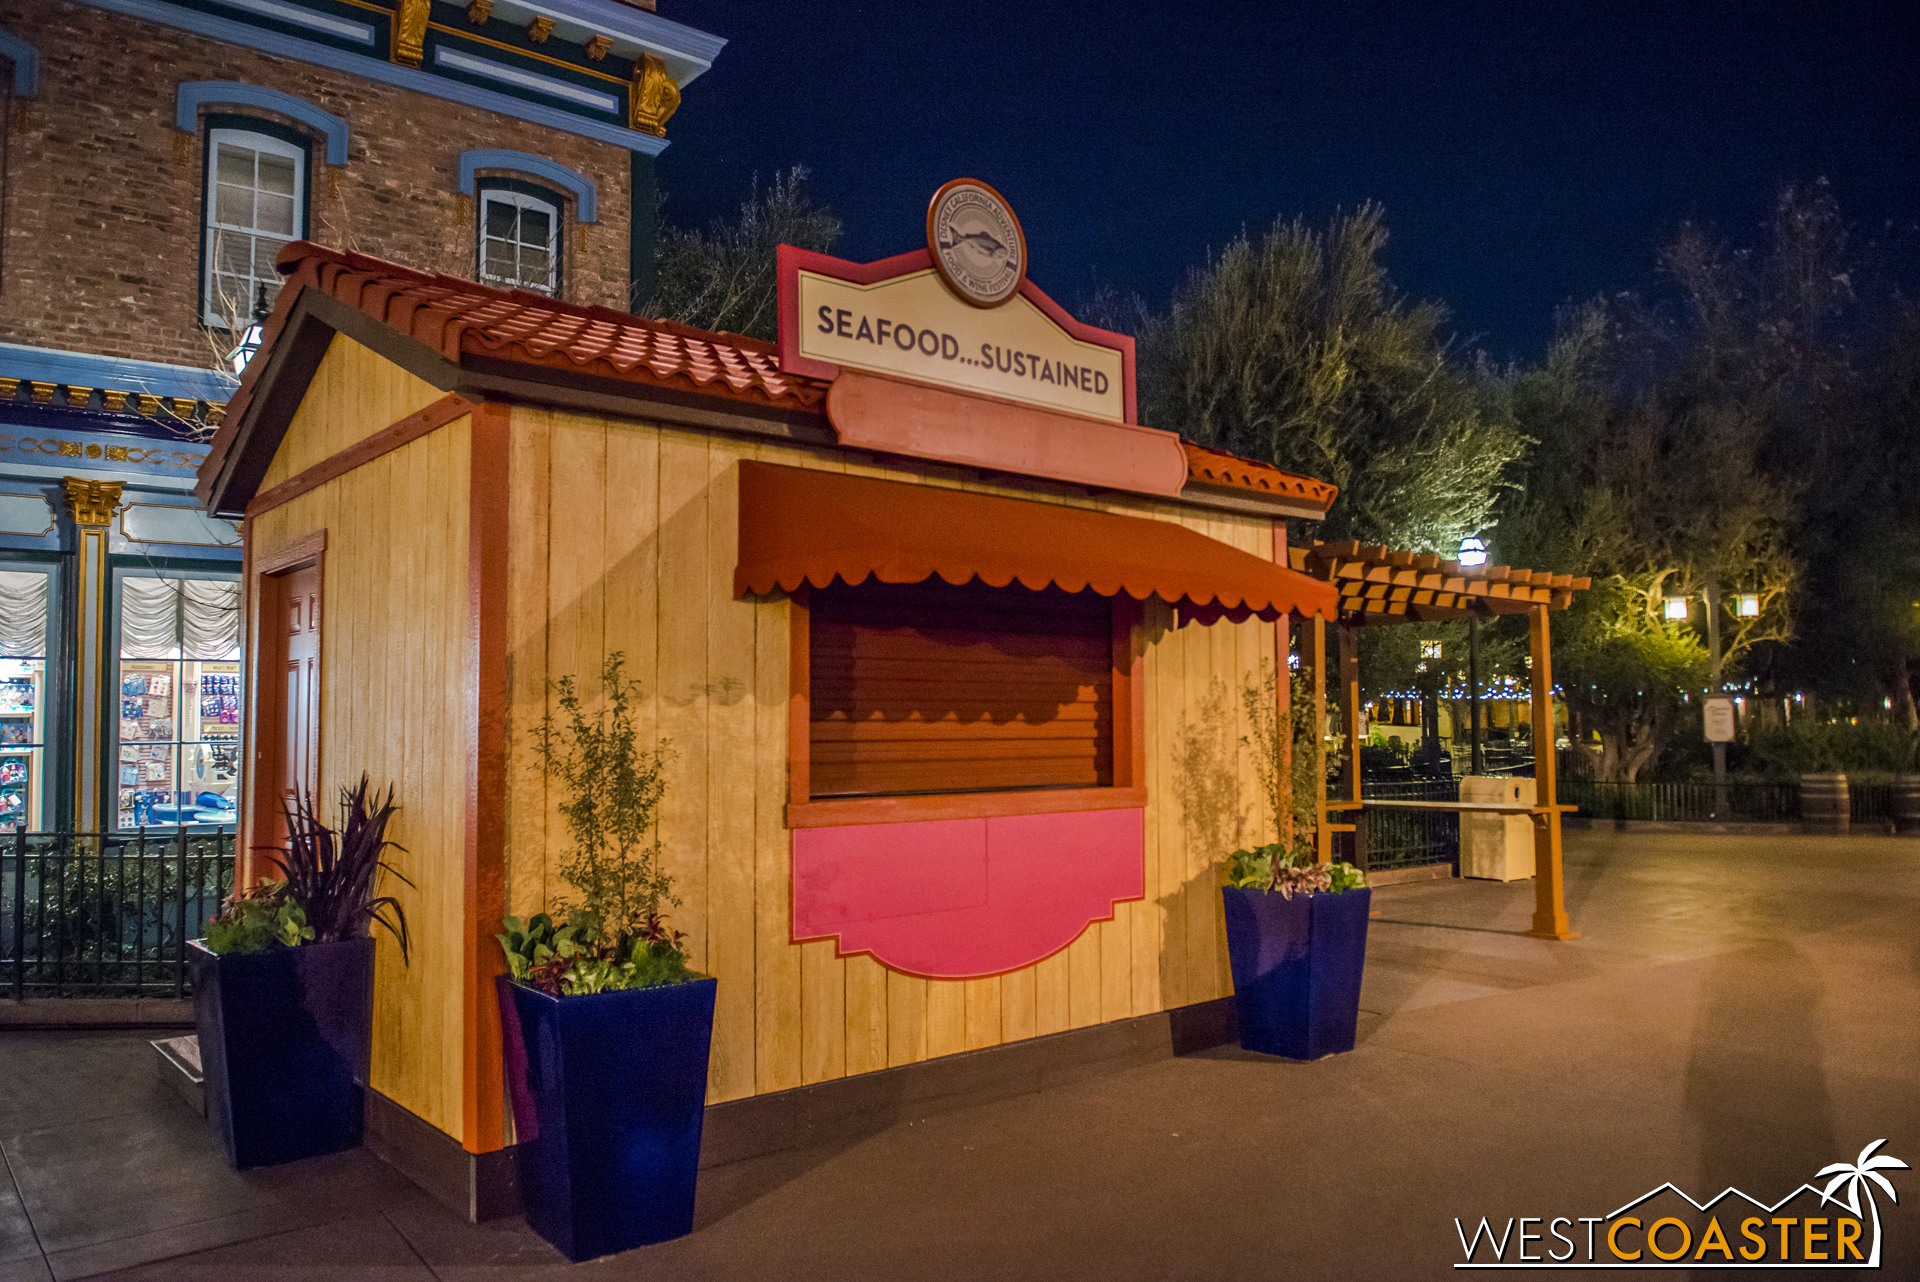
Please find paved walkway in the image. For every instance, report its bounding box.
[3,829,1916,1280]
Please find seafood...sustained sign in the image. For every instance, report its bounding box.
[777,179,1133,425]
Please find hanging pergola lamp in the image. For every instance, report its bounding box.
[1737,593,1761,618]
[1663,596,1690,621]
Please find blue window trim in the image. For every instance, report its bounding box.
[460,150,597,224]
[177,81,348,166]
[85,0,669,156]
[0,30,38,98]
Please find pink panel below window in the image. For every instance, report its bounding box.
[791,809,1146,979]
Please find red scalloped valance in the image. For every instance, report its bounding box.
[734,461,1336,621]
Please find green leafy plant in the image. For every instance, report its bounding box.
[204,881,313,954]
[496,912,581,982]
[501,653,695,996]
[1226,842,1368,899]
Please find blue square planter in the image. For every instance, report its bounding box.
[187,936,374,1169]
[1220,886,1370,1060]
[498,974,717,1262]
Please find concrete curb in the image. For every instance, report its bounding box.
[1563,817,1909,837]
[1367,862,1455,885]
[0,998,195,1029]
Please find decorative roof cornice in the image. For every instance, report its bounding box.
[0,344,228,436]
[75,0,714,154]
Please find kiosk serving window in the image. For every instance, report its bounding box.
[113,574,242,830]
[808,580,1114,798]
[0,569,54,833]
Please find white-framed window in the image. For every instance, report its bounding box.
[113,574,242,831]
[479,186,560,295]
[203,127,305,329]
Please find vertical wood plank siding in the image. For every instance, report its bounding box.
[249,396,473,1141]
[260,335,449,491]
[505,414,1278,1105]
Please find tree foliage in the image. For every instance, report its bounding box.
[648,166,842,341]
[1493,184,1884,779]
[1788,292,1920,727]
[1134,204,1527,552]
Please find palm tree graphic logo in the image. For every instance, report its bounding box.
[1816,1139,1909,1268]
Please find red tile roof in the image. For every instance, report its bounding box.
[237,241,828,424]
[1183,442,1339,509]
[208,242,1337,517]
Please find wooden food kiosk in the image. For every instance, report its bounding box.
[195,187,1349,1214]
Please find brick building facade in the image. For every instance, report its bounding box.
[0,0,724,832]
[4,2,643,365]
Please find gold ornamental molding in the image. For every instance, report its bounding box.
[392,0,429,67]
[63,478,126,528]
[1,373,226,430]
[630,53,680,137]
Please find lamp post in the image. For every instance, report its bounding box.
[1706,570,1728,816]
[1459,536,1488,776]
[227,282,273,375]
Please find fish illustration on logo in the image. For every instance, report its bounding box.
[939,226,1010,263]
[927,179,1026,307]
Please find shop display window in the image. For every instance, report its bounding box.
[0,569,52,834]
[114,575,242,830]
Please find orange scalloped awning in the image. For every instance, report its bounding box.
[735,461,1337,621]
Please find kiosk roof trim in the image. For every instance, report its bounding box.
[197,242,1341,521]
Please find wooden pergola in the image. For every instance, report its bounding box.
[1287,540,1592,941]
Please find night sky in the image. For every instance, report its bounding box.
[658,1,1919,364]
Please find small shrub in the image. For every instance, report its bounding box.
[1746,720,1919,779]
[500,653,695,995]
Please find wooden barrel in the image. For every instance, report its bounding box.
[1801,773,1850,834]
[1893,775,1920,836]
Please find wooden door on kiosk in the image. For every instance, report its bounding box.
[280,564,320,815]
[261,563,320,860]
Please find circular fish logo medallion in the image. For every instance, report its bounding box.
[927,179,1026,307]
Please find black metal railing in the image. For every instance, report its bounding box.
[1554,779,1801,824]
[1852,783,1893,828]
[2,829,235,999]
[1359,777,1461,871]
